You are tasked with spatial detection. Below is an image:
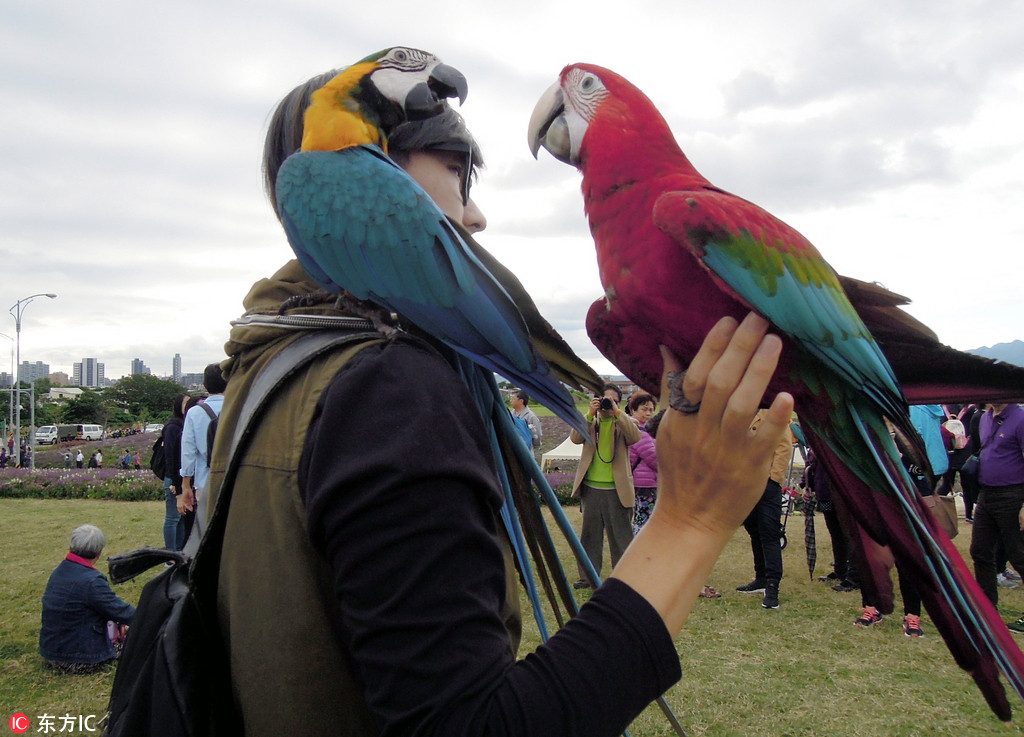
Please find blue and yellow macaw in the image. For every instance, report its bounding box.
[270,47,608,643]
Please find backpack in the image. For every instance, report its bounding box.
[942,406,969,450]
[102,328,380,737]
[150,434,166,480]
[198,402,219,468]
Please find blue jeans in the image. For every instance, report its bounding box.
[742,479,784,582]
[163,477,184,550]
[970,484,1024,605]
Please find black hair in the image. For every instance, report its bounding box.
[203,363,228,394]
[601,383,623,402]
[514,390,530,406]
[388,104,483,169]
[262,68,341,217]
[172,393,188,420]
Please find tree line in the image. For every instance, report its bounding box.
[3,374,188,431]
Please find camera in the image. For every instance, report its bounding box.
[599,397,614,411]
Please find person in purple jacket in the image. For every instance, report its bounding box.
[627,392,659,535]
[969,403,1024,632]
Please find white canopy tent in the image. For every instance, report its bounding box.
[540,435,581,471]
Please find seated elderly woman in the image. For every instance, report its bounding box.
[39,524,135,673]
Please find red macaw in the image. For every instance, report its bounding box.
[529,63,1024,720]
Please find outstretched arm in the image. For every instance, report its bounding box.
[611,313,794,634]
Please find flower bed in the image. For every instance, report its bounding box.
[0,467,163,501]
[543,469,578,507]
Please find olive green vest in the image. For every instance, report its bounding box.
[207,281,522,735]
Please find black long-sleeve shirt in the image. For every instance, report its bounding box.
[161,417,184,488]
[298,337,680,736]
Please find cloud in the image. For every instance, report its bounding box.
[2,0,1022,384]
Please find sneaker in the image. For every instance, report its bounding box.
[818,571,840,582]
[762,581,780,609]
[1008,616,1024,634]
[997,573,1019,589]
[1004,569,1022,582]
[572,579,591,590]
[736,579,766,594]
[832,579,859,592]
[903,614,924,638]
[855,606,883,627]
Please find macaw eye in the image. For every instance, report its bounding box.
[394,49,408,62]
[581,75,596,91]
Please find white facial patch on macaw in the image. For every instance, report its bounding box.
[563,69,608,163]
[371,64,436,105]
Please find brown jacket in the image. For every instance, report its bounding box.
[751,409,794,485]
[569,412,642,507]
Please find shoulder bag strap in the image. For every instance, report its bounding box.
[190,328,381,587]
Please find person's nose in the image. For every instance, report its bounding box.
[463,197,487,234]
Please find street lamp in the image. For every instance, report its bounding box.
[9,293,57,468]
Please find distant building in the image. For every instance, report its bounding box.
[49,371,69,386]
[47,387,83,401]
[172,353,182,384]
[0,363,50,387]
[131,358,151,376]
[179,372,205,391]
[19,361,50,384]
[73,358,105,388]
[602,377,639,401]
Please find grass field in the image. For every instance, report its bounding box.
[3,496,1024,736]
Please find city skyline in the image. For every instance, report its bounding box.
[1,354,204,387]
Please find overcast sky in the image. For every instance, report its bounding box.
[2,0,1022,382]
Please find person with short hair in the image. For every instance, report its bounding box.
[969,403,1024,631]
[179,364,227,552]
[627,392,658,534]
[510,389,542,456]
[570,382,642,588]
[39,524,135,673]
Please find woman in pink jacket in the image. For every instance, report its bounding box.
[627,392,659,534]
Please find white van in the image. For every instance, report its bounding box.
[35,426,59,445]
[77,424,105,441]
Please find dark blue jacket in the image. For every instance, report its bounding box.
[39,556,135,665]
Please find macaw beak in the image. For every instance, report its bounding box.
[405,63,468,119]
[528,80,572,164]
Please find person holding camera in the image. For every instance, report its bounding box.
[568,383,642,589]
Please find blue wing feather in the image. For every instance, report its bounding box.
[276,144,586,433]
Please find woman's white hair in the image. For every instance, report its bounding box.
[69,524,106,558]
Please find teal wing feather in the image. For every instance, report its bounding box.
[653,189,905,417]
[275,144,587,431]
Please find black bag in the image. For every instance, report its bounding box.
[149,434,166,480]
[198,402,219,468]
[103,549,233,737]
[103,328,379,737]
